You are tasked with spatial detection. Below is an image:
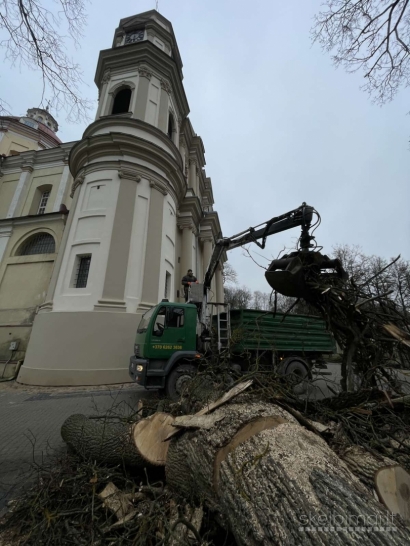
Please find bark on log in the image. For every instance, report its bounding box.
[166,401,410,545]
[61,414,146,467]
[339,445,397,490]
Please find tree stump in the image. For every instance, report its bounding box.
[166,401,410,545]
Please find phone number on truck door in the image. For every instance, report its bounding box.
[152,345,182,350]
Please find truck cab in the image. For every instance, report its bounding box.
[129,301,201,398]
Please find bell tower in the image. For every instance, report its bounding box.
[19,11,224,386]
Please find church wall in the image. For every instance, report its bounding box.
[19,166,65,216]
[0,174,20,219]
[0,216,65,363]
[53,169,121,312]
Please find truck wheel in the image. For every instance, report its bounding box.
[278,357,310,395]
[165,364,196,401]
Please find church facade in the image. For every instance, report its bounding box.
[0,10,225,385]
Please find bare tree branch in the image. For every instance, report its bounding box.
[0,0,92,122]
[312,0,410,103]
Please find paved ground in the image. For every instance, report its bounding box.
[0,382,150,515]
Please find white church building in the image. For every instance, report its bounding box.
[0,10,225,385]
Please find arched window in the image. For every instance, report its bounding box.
[167,113,174,139]
[112,88,131,114]
[17,233,55,256]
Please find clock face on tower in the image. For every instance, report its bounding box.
[125,30,144,44]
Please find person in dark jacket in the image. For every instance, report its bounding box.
[181,269,198,301]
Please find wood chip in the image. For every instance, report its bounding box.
[164,380,253,442]
[98,482,134,520]
[173,411,225,430]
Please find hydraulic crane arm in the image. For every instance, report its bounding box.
[203,203,315,292]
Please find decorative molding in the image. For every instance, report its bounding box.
[70,172,85,198]
[149,179,168,195]
[115,32,124,47]
[38,300,53,313]
[189,158,197,167]
[21,162,34,173]
[160,79,172,95]
[101,69,111,85]
[94,299,126,312]
[138,66,152,80]
[118,168,141,182]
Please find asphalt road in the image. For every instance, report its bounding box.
[0,383,149,515]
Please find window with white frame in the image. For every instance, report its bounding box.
[37,190,50,215]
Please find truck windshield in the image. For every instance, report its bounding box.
[137,307,155,333]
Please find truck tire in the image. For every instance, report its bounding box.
[278,357,310,395]
[165,364,196,401]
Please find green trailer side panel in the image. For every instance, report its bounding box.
[229,309,336,354]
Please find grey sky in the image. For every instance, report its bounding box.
[2,0,409,293]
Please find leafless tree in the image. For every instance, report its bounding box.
[312,0,410,103]
[224,285,252,310]
[222,262,238,286]
[0,0,92,120]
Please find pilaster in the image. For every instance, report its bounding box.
[137,186,165,312]
[95,169,141,311]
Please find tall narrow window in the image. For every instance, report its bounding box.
[164,271,171,299]
[112,88,131,114]
[37,190,50,214]
[74,255,91,288]
[167,113,174,139]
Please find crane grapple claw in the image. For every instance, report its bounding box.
[265,251,348,300]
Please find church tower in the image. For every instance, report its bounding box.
[19,11,224,386]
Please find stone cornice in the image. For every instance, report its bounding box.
[0,141,76,175]
[82,116,182,169]
[94,40,189,119]
[178,195,203,229]
[200,211,222,240]
[69,132,185,190]
[0,212,66,227]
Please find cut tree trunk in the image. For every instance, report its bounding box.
[339,445,397,490]
[166,400,410,545]
[61,413,174,467]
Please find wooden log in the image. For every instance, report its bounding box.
[61,414,146,467]
[61,413,174,468]
[166,401,410,545]
[133,412,175,465]
[339,445,397,490]
[375,465,410,522]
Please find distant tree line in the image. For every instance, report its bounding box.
[224,244,410,319]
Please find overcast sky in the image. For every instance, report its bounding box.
[2,0,409,293]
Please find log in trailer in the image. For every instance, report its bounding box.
[129,203,346,399]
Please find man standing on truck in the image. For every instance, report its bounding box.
[181,269,198,301]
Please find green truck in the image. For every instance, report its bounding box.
[129,203,343,399]
[129,301,336,399]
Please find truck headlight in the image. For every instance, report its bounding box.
[137,365,144,372]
